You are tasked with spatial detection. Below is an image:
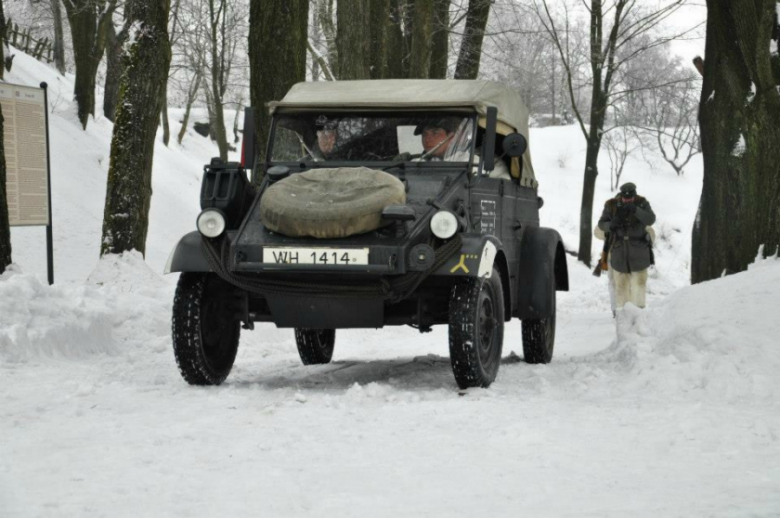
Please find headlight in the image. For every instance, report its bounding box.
[197,209,226,238]
[430,210,459,239]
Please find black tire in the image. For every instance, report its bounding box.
[521,283,556,364]
[448,267,505,389]
[172,272,241,385]
[294,329,335,365]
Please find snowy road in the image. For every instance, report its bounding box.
[2,259,779,517]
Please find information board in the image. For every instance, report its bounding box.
[0,83,49,226]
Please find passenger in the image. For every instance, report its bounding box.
[414,118,511,179]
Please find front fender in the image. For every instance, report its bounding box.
[163,231,212,274]
[433,234,504,278]
[515,226,569,319]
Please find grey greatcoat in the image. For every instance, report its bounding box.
[597,195,656,274]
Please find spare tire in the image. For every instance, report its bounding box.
[260,167,406,239]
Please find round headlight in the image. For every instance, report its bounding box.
[430,210,459,239]
[197,209,226,238]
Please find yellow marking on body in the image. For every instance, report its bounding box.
[450,254,472,273]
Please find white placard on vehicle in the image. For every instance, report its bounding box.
[263,247,369,266]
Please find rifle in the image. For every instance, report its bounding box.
[593,231,611,277]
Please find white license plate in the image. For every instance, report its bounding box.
[263,247,369,265]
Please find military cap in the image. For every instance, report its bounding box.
[414,117,457,135]
[619,182,637,197]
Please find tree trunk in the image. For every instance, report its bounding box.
[248,0,308,182]
[63,0,116,129]
[315,0,338,75]
[385,0,406,78]
[367,0,390,79]
[578,129,602,266]
[161,84,170,146]
[428,0,449,79]
[336,0,370,79]
[177,69,202,145]
[0,104,11,273]
[50,0,66,75]
[103,22,125,122]
[207,0,229,160]
[692,0,780,283]
[408,0,434,78]
[100,0,171,257]
[0,0,5,81]
[454,0,490,79]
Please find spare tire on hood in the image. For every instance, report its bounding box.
[260,167,406,239]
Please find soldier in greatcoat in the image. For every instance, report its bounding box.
[597,182,656,312]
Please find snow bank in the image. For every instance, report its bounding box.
[0,252,172,363]
[0,266,115,362]
[599,258,780,401]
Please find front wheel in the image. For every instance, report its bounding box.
[522,288,556,364]
[172,273,241,385]
[448,268,505,389]
[295,329,335,365]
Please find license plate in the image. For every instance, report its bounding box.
[263,247,369,265]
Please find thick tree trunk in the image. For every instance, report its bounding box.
[454,0,490,79]
[103,22,125,122]
[408,0,434,78]
[336,0,370,79]
[0,107,11,273]
[248,0,308,182]
[428,0,449,79]
[100,0,171,257]
[50,0,66,75]
[692,0,780,283]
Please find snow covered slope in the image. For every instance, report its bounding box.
[3,50,779,517]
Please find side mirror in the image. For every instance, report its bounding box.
[502,133,527,157]
[482,106,498,172]
[382,205,416,222]
[241,107,255,170]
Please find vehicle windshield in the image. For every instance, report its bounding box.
[270,112,474,164]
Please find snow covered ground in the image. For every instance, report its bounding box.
[2,51,780,517]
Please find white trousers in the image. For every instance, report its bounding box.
[608,267,648,310]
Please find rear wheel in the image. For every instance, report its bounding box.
[172,273,241,385]
[295,329,335,365]
[448,268,505,389]
[522,284,556,364]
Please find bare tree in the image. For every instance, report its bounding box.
[50,0,67,74]
[639,79,701,176]
[535,0,692,265]
[603,125,639,190]
[61,0,119,129]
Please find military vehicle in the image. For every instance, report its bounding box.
[165,80,569,389]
